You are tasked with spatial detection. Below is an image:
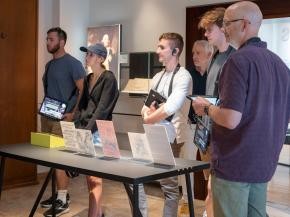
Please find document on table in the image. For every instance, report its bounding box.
[128,132,153,162]
[96,120,121,158]
[75,129,97,156]
[60,121,79,152]
[143,124,176,166]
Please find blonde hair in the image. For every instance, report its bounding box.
[198,7,225,29]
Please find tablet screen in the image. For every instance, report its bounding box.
[39,96,67,120]
[187,95,218,105]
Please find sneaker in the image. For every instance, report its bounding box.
[178,202,189,217]
[202,210,208,217]
[43,199,69,217]
[40,193,70,208]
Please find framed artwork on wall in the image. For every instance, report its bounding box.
[87,24,121,88]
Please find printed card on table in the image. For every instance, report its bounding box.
[96,120,121,158]
[75,129,97,156]
[60,121,79,152]
[143,124,176,166]
[128,132,153,162]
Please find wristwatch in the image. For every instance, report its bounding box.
[204,104,213,115]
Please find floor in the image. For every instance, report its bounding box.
[0,165,289,217]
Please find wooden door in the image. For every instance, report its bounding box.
[0,0,37,188]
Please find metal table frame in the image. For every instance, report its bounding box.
[0,143,209,217]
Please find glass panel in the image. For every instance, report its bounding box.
[259,17,290,69]
[120,52,163,94]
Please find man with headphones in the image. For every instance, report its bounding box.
[139,32,193,217]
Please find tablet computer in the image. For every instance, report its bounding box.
[39,96,67,120]
[144,89,166,108]
[186,95,218,105]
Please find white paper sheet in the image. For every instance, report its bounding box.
[75,129,97,156]
[128,132,153,162]
[96,120,121,158]
[143,124,176,166]
[60,121,79,151]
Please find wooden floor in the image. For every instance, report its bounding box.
[0,165,289,217]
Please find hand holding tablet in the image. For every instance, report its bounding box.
[39,96,67,120]
[186,95,217,105]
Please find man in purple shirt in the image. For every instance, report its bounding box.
[192,1,290,217]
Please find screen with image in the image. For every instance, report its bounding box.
[39,97,67,120]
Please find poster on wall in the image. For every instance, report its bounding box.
[87,24,121,88]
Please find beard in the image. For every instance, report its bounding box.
[47,42,60,54]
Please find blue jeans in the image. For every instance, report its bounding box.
[211,175,268,217]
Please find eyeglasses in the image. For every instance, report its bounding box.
[223,19,246,27]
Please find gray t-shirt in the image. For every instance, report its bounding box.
[206,46,235,96]
[44,54,86,112]
[203,46,235,129]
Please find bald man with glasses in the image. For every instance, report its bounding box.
[192,1,290,217]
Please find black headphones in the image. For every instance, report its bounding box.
[172,48,177,55]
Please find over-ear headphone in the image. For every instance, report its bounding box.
[172,48,177,55]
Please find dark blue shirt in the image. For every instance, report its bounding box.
[188,67,207,122]
[212,37,290,182]
[44,54,86,112]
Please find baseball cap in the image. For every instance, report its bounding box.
[80,43,107,59]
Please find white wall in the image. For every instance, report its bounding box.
[259,17,290,68]
[89,0,233,65]
[37,0,233,135]
[37,0,91,131]
[38,0,60,112]
[38,0,233,90]
[37,0,232,116]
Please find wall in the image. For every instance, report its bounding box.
[38,0,90,115]
[89,0,232,65]
[37,0,90,173]
[259,17,290,68]
[37,0,232,133]
[87,0,232,133]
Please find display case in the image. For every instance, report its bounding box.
[120,52,163,94]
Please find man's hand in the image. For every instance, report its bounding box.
[191,97,211,116]
[63,112,74,121]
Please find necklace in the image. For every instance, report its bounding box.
[89,70,104,93]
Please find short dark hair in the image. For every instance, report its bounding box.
[159,32,184,56]
[47,27,67,44]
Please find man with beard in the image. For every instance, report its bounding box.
[40,27,85,217]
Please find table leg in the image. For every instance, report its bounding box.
[123,183,143,217]
[51,168,56,217]
[29,168,54,217]
[133,183,140,217]
[185,172,195,217]
[0,157,6,199]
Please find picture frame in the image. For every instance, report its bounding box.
[87,24,121,88]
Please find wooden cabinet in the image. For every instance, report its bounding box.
[0,0,38,188]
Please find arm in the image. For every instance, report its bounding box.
[142,71,191,124]
[143,103,168,124]
[63,78,84,121]
[192,97,242,129]
[192,55,247,129]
